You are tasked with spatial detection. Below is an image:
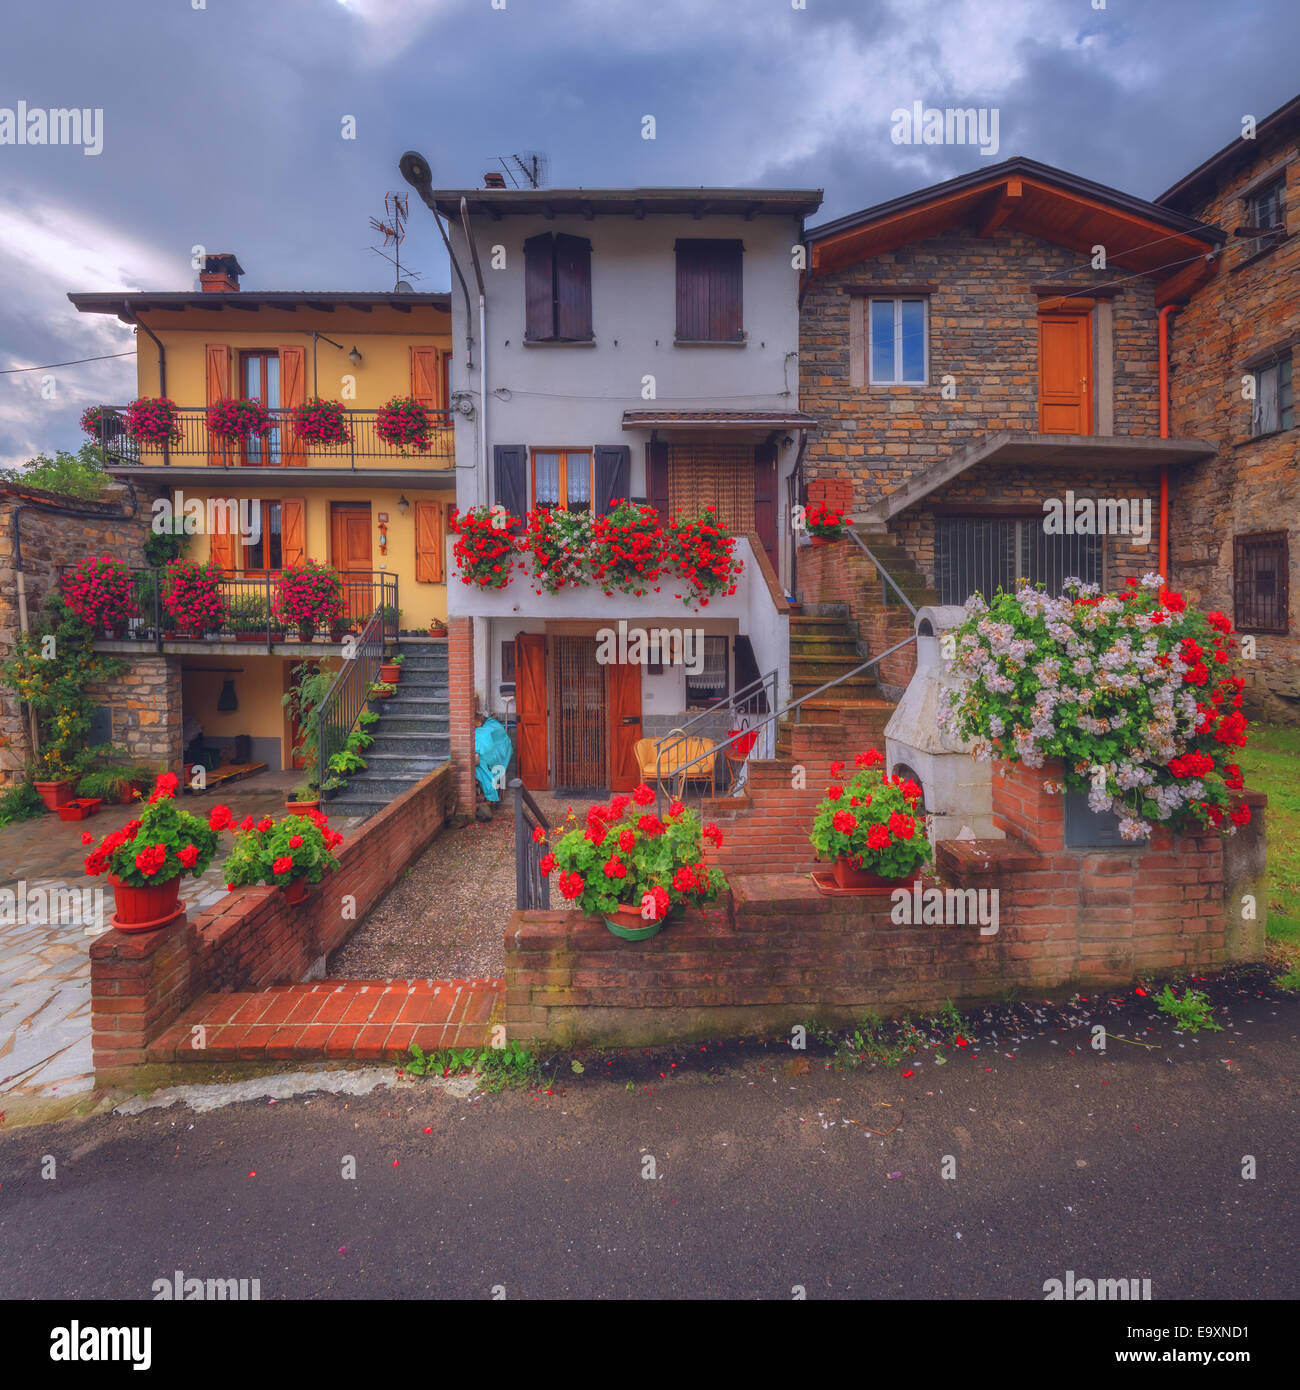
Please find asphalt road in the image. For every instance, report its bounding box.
[1,990,1297,1302]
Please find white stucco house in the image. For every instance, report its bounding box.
[431,181,822,795]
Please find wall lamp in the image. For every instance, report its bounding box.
[397,494,410,516]
[348,346,363,367]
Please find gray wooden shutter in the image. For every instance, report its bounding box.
[524,233,554,341]
[753,441,778,569]
[554,233,592,341]
[494,444,528,531]
[593,445,630,516]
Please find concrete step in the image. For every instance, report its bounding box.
[790,657,877,683]
[789,636,861,658]
[380,693,449,714]
[368,731,450,756]
[335,772,438,800]
[378,712,450,735]
[361,751,442,775]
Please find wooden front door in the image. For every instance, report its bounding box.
[1038,308,1092,435]
[606,661,642,793]
[516,634,548,791]
[330,502,373,622]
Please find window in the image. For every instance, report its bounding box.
[242,500,282,571]
[500,639,516,687]
[532,449,593,512]
[686,635,730,708]
[523,232,592,341]
[869,297,928,384]
[675,239,743,342]
[1234,531,1289,634]
[1251,355,1294,437]
[240,351,282,463]
[934,515,1102,605]
[1244,177,1287,255]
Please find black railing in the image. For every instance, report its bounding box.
[315,607,387,789]
[91,406,454,468]
[69,567,398,651]
[512,778,551,910]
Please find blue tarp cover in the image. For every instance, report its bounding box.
[475,717,514,801]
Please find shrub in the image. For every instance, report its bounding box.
[81,772,219,886]
[809,748,933,878]
[0,781,44,827]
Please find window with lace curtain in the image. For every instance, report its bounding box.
[1250,355,1293,437]
[685,635,729,708]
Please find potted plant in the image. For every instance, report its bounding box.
[281,663,335,786]
[375,396,434,453]
[379,604,402,634]
[319,775,344,802]
[221,808,343,905]
[379,651,404,684]
[77,762,146,806]
[291,397,351,447]
[60,555,139,637]
[81,772,219,931]
[227,591,271,642]
[539,788,728,940]
[207,397,274,442]
[664,506,742,609]
[273,560,343,643]
[285,782,321,813]
[57,797,102,822]
[521,507,593,595]
[588,499,665,599]
[124,397,181,447]
[809,749,932,893]
[32,752,77,812]
[449,505,519,590]
[367,679,396,705]
[162,558,227,638]
[428,617,447,638]
[805,501,847,546]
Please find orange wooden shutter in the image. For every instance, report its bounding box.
[205,344,230,466]
[516,634,548,790]
[410,345,438,404]
[281,499,305,567]
[415,499,444,582]
[280,345,307,465]
[208,511,235,571]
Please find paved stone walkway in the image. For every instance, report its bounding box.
[0,773,357,1101]
[146,978,502,1064]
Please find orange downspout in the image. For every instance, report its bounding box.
[1157,304,1179,581]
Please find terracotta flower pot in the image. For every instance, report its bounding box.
[286,798,320,813]
[297,623,316,643]
[34,779,74,811]
[603,902,665,941]
[832,857,919,894]
[109,873,183,932]
[280,878,310,906]
[379,662,401,683]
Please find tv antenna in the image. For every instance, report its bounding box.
[369,191,422,290]
[496,151,550,189]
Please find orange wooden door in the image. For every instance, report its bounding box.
[516,634,548,790]
[1038,309,1092,434]
[607,661,642,793]
[330,502,373,620]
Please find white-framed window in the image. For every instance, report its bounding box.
[868,296,928,385]
[1251,355,1294,437]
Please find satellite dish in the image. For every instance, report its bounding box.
[394,280,415,294]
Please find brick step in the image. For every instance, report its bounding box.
[789,615,855,635]
[790,678,879,703]
[146,978,504,1064]
[789,636,862,658]
[790,657,878,683]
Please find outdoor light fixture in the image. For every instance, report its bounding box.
[217,678,238,713]
[348,346,362,367]
[397,494,410,516]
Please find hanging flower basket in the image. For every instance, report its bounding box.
[124,397,181,447]
[61,555,139,635]
[80,405,122,442]
[273,561,344,637]
[292,398,351,446]
[375,396,434,452]
[207,397,274,441]
[162,559,228,636]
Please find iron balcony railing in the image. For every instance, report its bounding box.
[89,406,454,468]
[78,568,399,651]
[512,778,551,910]
[315,606,387,789]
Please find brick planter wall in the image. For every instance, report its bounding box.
[90,763,453,1079]
[448,615,476,814]
[504,757,1267,1047]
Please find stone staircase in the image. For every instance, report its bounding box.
[331,642,450,820]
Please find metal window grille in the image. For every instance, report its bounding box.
[1233,531,1290,634]
[935,515,1103,605]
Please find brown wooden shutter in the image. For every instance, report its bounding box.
[524,233,555,340]
[280,346,307,466]
[675,239,743,341]
[646,440,670,522]
[515,634,549,790]
[205,344,231,466]
[208,511,235,571]
[494,444,528,529]
[554,233,592,340]
[593,445,630,516]
[415,499,444,583]
[410,345,438,404]
[754,442,778,570]
[281,498,305,567]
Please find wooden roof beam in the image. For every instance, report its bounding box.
[1155,254,1218,307]
[974,178,1023,237]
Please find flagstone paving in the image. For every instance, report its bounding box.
[0,773,358,1101]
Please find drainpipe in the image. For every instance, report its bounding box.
[124,304,169,467]
[460,198,489,509]
[1158,304,1179,582]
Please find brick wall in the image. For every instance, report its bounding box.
[504,757,1266,1047]
[448,614,477,813]
[89,763,453,1078]
[1164,120,1300,721]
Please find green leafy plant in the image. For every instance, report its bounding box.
[142,518,189,569]
[81,772,219,886]
[327,747,367,776]
[226,592,271,634]
[0,443,108,500]
[1155,984,1222,1033]
[403,1039,538,1091]
[0,780,44,827]
[809,747,932,879]
[281,662,335,776]
[221,809,343,890]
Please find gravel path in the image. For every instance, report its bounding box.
[328,791,595,981]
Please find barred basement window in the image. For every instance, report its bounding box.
[685,635,729,708]
[934,515,1103,605]
[1233,531,1289,634]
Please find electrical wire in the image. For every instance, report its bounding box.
[0,350,136,375]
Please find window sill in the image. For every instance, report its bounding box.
[1234,426,1295,448]
[522,337,597,348]
[1230,235,1290,273]
[673,338,746,348]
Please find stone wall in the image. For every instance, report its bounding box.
[89,763,454,1078]
[503,758,1266,1047]
[1163,119,1300,722]
[84,655,184,774]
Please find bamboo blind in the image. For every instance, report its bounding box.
[668,443,754,530]
[552,636,605,789]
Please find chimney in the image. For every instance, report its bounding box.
[483,172,506,189]
[199,252,245,293]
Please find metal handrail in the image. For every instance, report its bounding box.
[652,667,777,752]
[512,778,551,910]
[846,528,919,619]
[652,633,918,811]
[313,583,396,785]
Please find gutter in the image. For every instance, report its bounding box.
[1158,304,1179,582]
[459,197,489,509]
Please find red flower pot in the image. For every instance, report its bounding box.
[280,878,310,905]
[285,798,320,813]
[34,779,75,811]
[109,873,183,932]
[379,663,401,683]
[832,858,919,894]
[56,798,102,822]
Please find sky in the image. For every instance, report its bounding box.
[1,0,1297,466]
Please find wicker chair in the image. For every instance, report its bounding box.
[635,731,715,798]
